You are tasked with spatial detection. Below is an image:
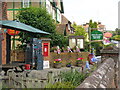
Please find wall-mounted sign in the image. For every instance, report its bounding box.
[43,61,50,69]
[91,31,103,40]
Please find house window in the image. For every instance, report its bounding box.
[22,0,30,8]
[46,0,51,14]
[52,8,56,20]
[40,0,46,7]
[57,9,61,23]
[77,39,83,48]
[68,24,70,30]
[69,38,76,48]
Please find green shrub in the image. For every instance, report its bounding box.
[60,70,89,87]
[45,82,75,89]
[91,41,103,55]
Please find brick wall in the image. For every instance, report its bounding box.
[2,32,6,64]
[1,2,8,64]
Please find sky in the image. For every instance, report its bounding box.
[63,0,120,31]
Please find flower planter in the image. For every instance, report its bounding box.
[76,61,83,67]
[66,64,71,67]
[54,63,62,68]
[76,58,84,67]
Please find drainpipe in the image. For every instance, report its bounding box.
[118,41,120,88]
[0,1,2,66]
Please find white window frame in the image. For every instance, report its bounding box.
[22,0,30,8]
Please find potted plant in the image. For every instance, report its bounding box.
[54,59,62,68]
[76,58,84,67]
[66,62,72,67]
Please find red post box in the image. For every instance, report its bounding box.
[43,43,48,57]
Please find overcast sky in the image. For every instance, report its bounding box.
[63,0,120,31]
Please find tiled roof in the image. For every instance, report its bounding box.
[56,24,66,34]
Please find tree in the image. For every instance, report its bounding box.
[17,7,68,48]
[16,7,56,46]
[89,20,98,31]
[111,35,120,41]
[110,28,120,41]
[49,33,68,48]
[72,23,87,39]
[91,41,103,55]
[17,7,56,34]
[115,28,120,35]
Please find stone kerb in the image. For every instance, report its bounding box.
[76,58,115,88]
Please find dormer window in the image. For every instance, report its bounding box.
[22,0,30,8]
[68,24,70,30]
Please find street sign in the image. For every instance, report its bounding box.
[91,31,103,40]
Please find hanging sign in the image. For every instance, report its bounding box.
[7,29,20,35]
[91,31,103,40]
[104,32,112,38]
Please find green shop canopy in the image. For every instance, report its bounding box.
[0,20,50,34]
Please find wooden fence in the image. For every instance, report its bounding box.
[10,50,89,67]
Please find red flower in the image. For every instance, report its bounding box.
[77,58,84,60]
[54,59,62,61]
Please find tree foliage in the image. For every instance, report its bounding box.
[89,20,98,31]
[110,28,120,41]
[17,7,56,34]
[49,33,68,48]
[16,7,56,46]
[115,28,120,35]
[91,41,103,55]
[111,35,120,41]
[72,22,87,39]
[16,7,68,47]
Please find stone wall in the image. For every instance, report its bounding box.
[77,58,116,88]
[5,67,83,88]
